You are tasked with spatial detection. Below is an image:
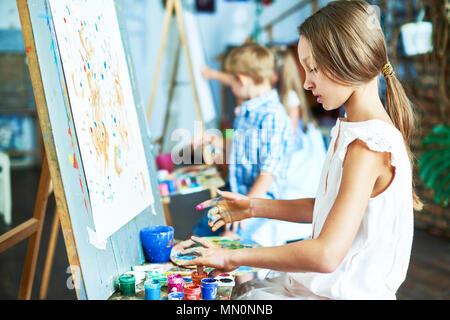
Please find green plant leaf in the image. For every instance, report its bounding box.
[434,174,450,205]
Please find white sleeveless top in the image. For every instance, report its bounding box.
[287,118,414,300]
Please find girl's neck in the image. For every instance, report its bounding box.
[343,78,392,124]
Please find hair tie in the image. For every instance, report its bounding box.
[382,63,395,79]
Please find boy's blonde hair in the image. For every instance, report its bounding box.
[224,43,275,85]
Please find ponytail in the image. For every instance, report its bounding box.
[383,63,424,211]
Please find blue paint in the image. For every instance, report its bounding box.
[101,74,104,80]
[104,61,107,68]
[140,226,174,263]
[168,292,184,300]
[95,24,98,31]
[201,278,218,300]
[144,279,161,300]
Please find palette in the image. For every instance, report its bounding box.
[170,236,260,269]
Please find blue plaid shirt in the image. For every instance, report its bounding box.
[228,89,293,199]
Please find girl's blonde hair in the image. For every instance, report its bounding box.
[276,48,315,132]
[299,0,423,210]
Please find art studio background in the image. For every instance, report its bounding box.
[0,0,448,300]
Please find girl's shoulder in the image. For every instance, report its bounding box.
[337,118,405,167]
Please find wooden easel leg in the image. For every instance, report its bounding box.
[18,154,51,300]
[39,208,59,300]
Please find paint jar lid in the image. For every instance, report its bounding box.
[124,271,145,284]
[144,279,161,289]
[201,278,218,288]
[217,277,235,287]
[119,274,135,284]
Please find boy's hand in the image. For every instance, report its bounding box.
[200,64,214,80]
[196,190,252,232]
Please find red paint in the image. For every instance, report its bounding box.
[79,177,84,192]
[73,154,79,169]
[25,46,33,53]
[64,17,66,23]
[183,284,201,300]
[84,199,88,212]
[84,65,86,72]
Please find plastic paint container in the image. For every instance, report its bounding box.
[155,153,174,173]
[119,274,135,296]
[165,180,176,194]
[140,225,174,263]
[158,183,170,196]
[183,284,201,300]
[191,270,207,286]
[168,292,184,300]
[144,279,161,300]
[201,278,218,300]
[167,273,184,294]
[216,277,235,300]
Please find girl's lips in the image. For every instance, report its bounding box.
[317,96,322,103]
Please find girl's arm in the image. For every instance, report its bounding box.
[185,140,388,274]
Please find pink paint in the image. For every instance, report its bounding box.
[196,204,203,210]
[167,274,184,294]
[155,153,174,173]
[158,183,169,197]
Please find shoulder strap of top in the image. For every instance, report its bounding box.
[338,120,402,167]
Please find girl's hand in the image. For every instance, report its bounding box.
[178,236,238,276]
[196,190,253,232]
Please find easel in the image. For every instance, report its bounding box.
[146,0,206,147]
[0,153,52,299]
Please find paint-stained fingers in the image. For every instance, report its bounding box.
[216,189,247,201]
[176,239,195,250]
[196,197,224,210]
[211,219,225,232]
[178,257,203,268]
[190,235,215,248]
[180,247,204,256]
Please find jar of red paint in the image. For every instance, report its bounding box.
[183,284,201,300]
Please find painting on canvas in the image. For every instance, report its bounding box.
[49,0,154,241]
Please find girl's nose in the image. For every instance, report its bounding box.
[303,77,314,91]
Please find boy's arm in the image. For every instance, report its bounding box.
[201,65,236,87]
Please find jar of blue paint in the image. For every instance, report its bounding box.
[201,278,218,300]
[144,279,161,300]
[168,292,184,300]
